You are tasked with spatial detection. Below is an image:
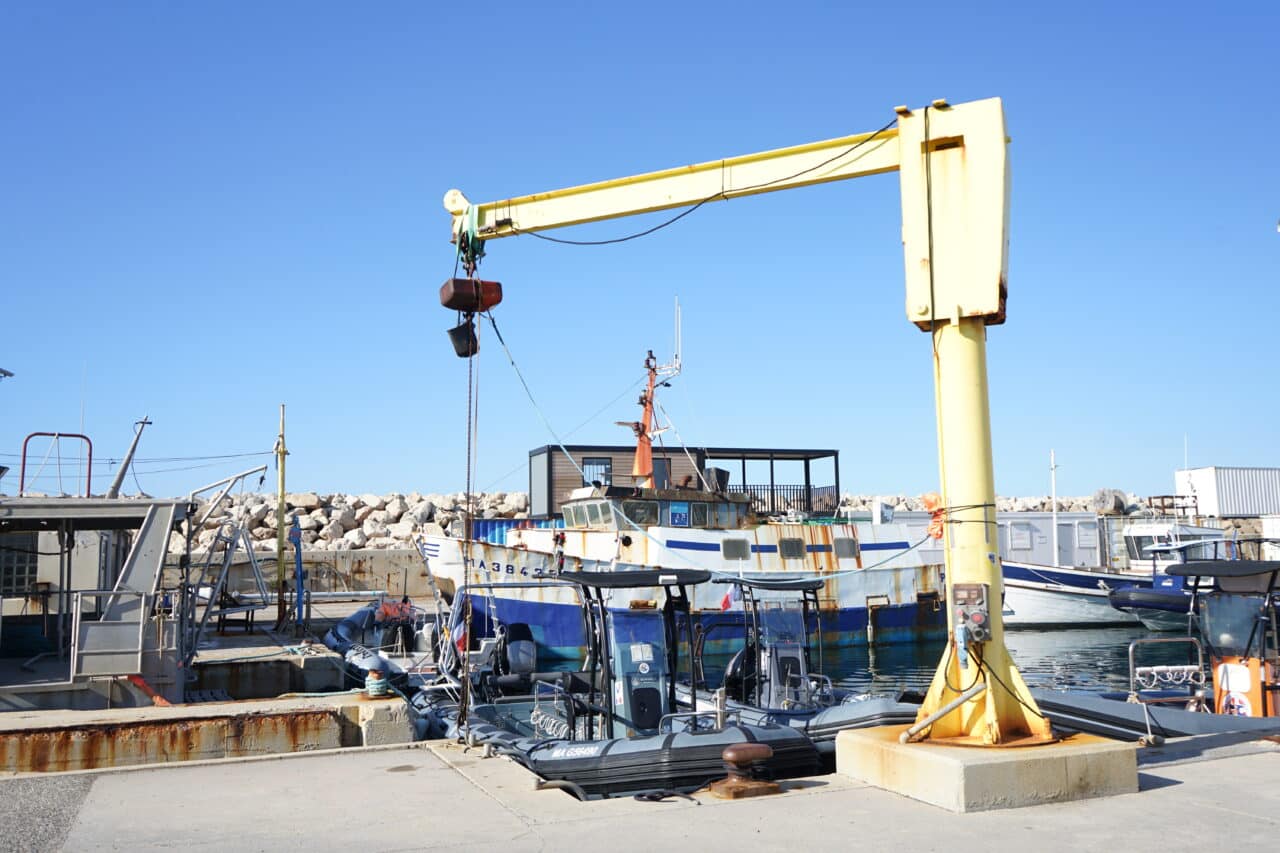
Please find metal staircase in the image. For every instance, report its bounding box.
[182,522,270,665]
[73,503,178,679]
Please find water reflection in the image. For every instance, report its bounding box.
[818,627,1203,695]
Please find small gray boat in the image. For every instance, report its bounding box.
[420,569,821,799]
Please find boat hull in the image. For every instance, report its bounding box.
[1001,561,1147,628]
[424,535,946,652]
[462,716,822,799]
[1107,587,1193,632]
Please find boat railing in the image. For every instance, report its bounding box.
[659,708,741,734]
[1126,636,1208,708]
[799,673,837,709]
[725,483,839,517]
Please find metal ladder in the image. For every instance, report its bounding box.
[184,523,270,663]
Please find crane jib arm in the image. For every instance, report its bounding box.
[444,97,1009,330]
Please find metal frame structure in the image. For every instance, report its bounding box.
[446,97,1049,744]
[19,432,93,497]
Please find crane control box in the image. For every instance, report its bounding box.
[953,583,991,642]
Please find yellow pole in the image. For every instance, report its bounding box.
[275,404,288,624]
[915,318,1052,745]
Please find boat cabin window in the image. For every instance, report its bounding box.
[722,538,750,560]
[1010,523,1033,550]
[598,501,614,527]
[778,538,805,560]
[621,500,660,526]
[562,504,580,527]
[716,503,734,528]
[833,537,859,559]
[690,502,709,528]
[1127,535,1167,561]
[586,502,602,527]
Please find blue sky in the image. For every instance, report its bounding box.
[2,3,1277,501]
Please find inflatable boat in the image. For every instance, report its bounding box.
[423,570,821,798]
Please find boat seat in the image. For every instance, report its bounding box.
[502,622,538,675]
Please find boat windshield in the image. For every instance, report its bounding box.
[1199,595,1267,657]
[607,610,669,678]
[756,601,808,646]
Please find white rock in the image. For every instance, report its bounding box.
[354,506,375,525]
[342,528,368,548]
[387,520,416,539]
[407,501,435,524]
[362,519,389,538]
[384,497,409,523]
[360,493,387,511]
[369,509,391,525]
[331,506,356,530]
[247,503,270,525]
[287,492,322,510]
[320,520,345,540]
[297,515,320,532]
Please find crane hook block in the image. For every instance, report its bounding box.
[440,278,503,312]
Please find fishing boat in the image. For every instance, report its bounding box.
[422,349,945,658]
[675,575,920,757]
[417,570,821,799]
[1001,518,1224,629]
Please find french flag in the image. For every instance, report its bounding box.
[720,583,740,611]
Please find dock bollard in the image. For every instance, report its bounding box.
[707,743,781,800]
[364,669,389,698]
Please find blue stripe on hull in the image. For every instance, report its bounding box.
[462,592,946,661]
[1002,562,1154,591]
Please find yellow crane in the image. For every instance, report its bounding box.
[443,97,1051,746]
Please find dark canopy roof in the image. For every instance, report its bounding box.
[1167,560,1280,578]
[559,569,711,589]
[712,576,826,592]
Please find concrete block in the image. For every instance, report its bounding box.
[836,724,1137,813]
[357,699,413,746]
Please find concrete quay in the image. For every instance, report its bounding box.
[2,734,1278,852]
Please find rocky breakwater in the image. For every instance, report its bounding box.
[175,490,530,553]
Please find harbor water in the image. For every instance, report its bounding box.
[821,626,1200,696]
[693,626,1204,698]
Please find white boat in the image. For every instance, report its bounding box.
[1002,519,1225,629]
[423,349,945,658]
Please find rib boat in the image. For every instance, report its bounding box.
[416,570,821,799]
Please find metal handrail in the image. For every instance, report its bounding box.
[659,709,740,733]
[1127,636,1206,699]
